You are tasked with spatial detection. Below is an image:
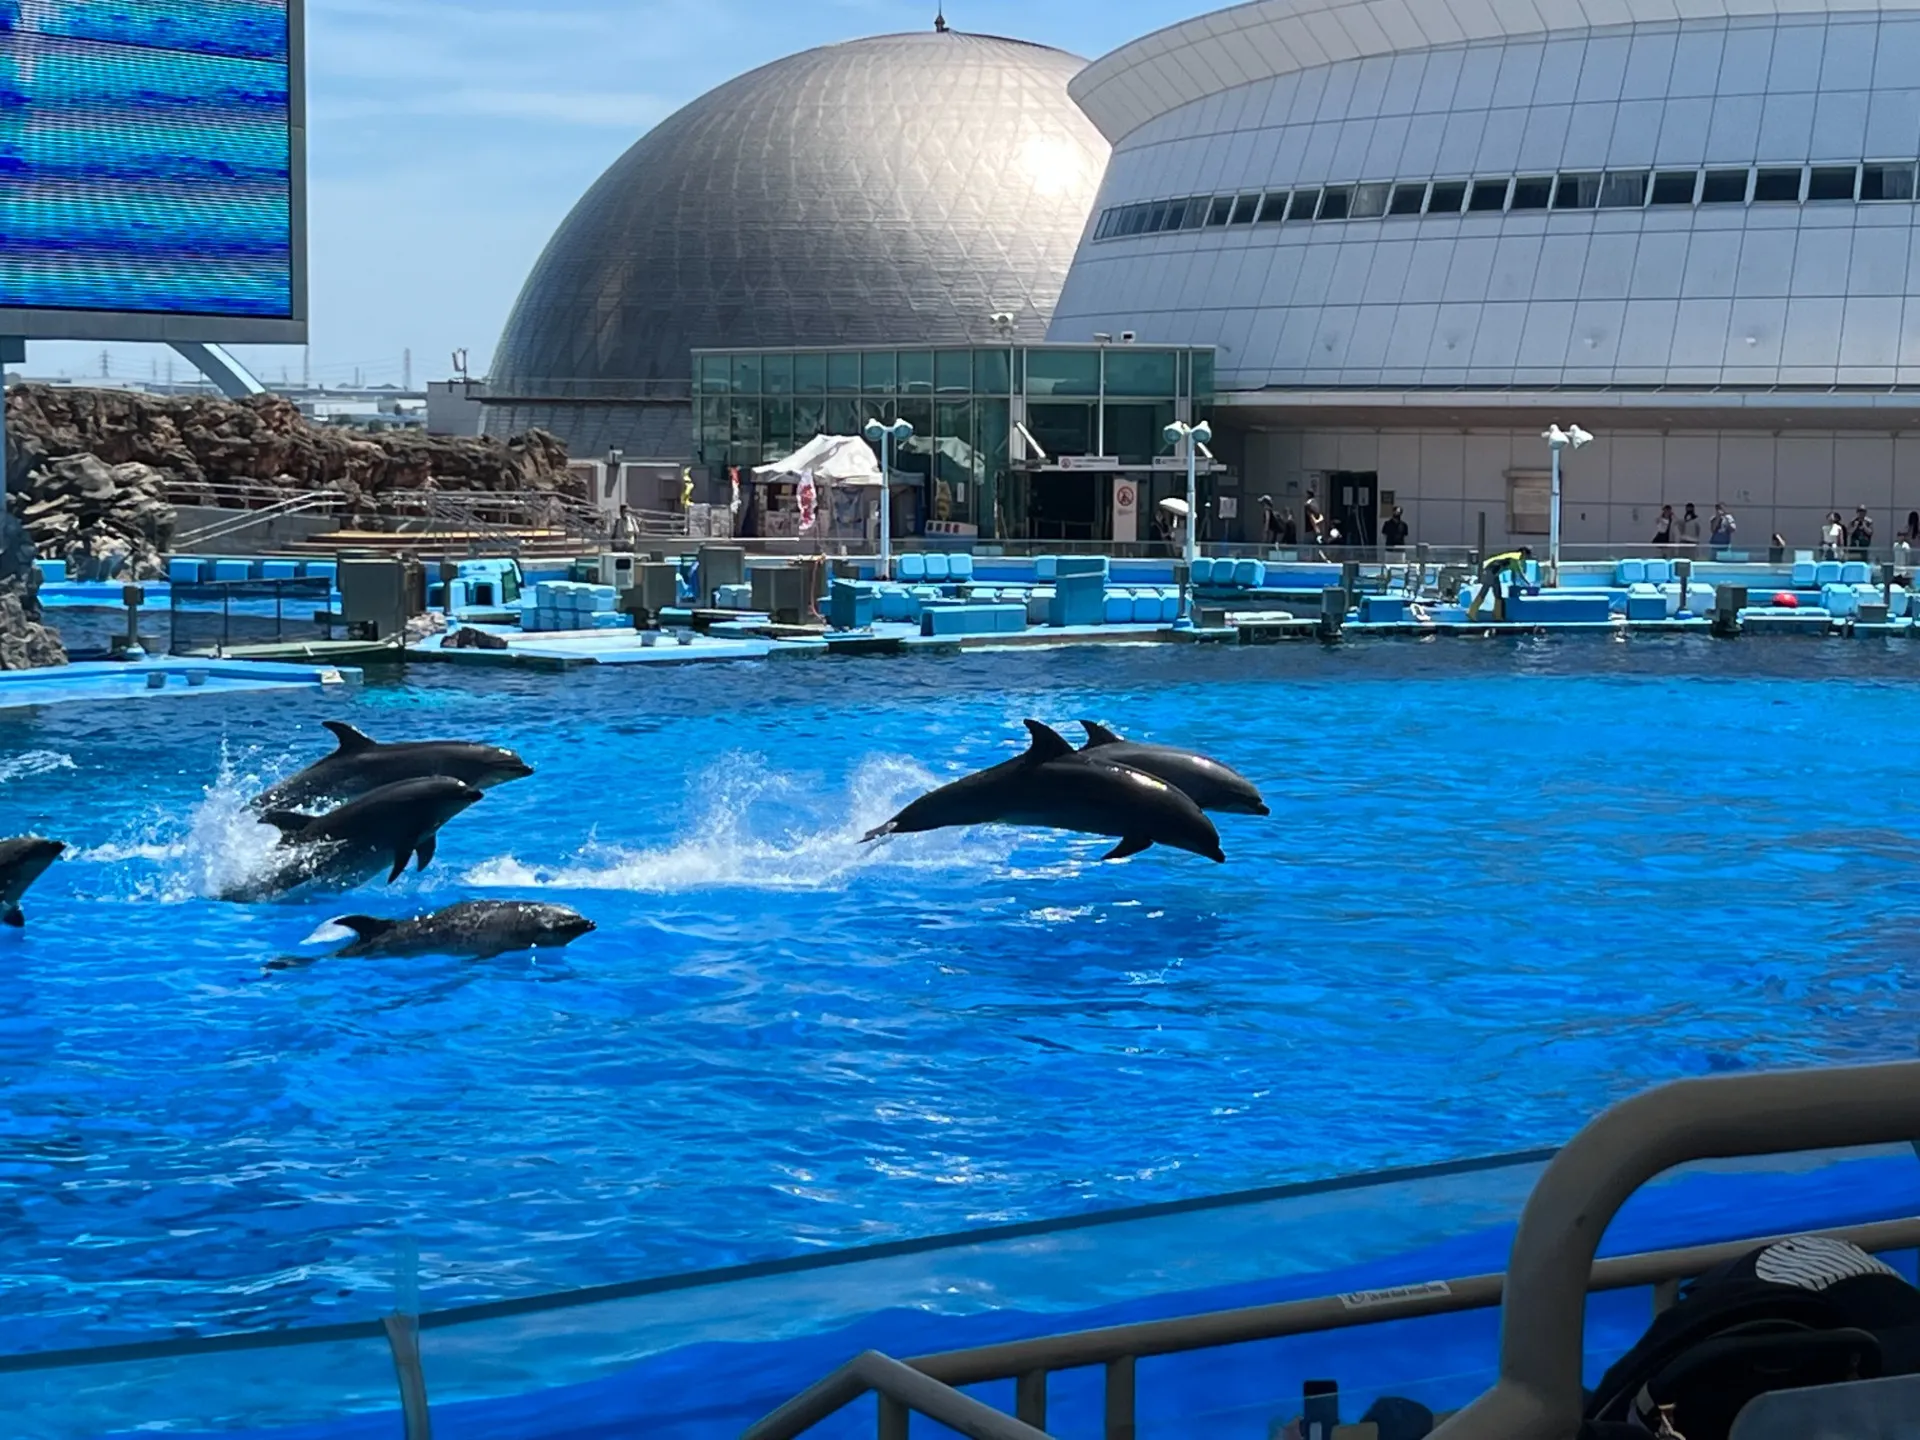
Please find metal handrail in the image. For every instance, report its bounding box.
[747,1061,1920,1440]
[752,1351,1052,1440]
[1436,1060,1920,1440]
[174,491,341,547]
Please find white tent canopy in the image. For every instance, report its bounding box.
[754,434,883,487]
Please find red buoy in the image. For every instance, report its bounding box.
[1772,591,1799,609]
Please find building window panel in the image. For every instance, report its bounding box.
[762,353,793,396]
[897,351,934,394]
[1807,165,1858,201]
[1861,163,1917,201]
[1288,187,1322,220]
[1257,190,1292,222]
[1317,185,1353,219]
[1387,183,1426,215]
[934,350,972,394]
[1426,180,1468,213]
[1510,176,1552,210]
[826,352,861,394]
[1147,201,1170,231]
[1650,170,1698,205]
[1700,168,1750,204]
[1752,167,1803,202]
[1181,196,1208,229]
[731,354,761,396]
[1467,178,1510,211]
[1599,171,1648,208]
[1351,182,1391,217]
[1553,172,1601,208]
[1206,196,1233,226]
[793,352,826,396]
[861,351,896,395]
[1229,193,1260,224]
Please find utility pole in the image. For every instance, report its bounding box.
[403,348,412,390]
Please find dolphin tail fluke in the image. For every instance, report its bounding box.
[322,720,377,753]
[415,835,437,871]
[386,852,410,884]
[1,905,22,927]
[1102,836,1153,861]
[258,810,312,844]
[1079,720,1124,749]
[861,820,898,844]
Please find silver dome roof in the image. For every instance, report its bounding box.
[489,30,1109,395]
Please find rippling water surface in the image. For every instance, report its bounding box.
[1,637,1916,1351]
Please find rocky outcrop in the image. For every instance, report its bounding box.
[3,385,577,561]
[0,515,67,669]
[16,454,175,581]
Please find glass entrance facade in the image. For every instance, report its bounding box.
[692,343,1214,539]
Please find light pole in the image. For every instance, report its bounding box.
[1163,419,1212,627]
[1541,423,1591,586]
[864,417,913,579]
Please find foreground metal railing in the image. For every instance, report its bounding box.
[174,491,343,548]
[746,1061,1920,1440]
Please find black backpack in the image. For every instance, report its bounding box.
[1581,1237,1920,1440]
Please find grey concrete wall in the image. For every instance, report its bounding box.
[173,507,341,554]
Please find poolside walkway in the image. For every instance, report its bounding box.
[0,657,361,712]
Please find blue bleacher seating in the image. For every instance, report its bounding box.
[1816,561,1843,586]
[1190,557,1214,585]
[895,554,925,583]
[167,558,204,584]
[212,559,253,583]
[923,553,951,583]
[1103,590,1134,624]
[1822,584,1859,617]
[948,553,974,583]
[1034,556,1058,582]
[261,560,300,581]
[1616,559,1647,584]
[1160,591,1181,623]
[1232,559,1266,588]
[1841,561,1871,585]
[1791,560,1817,587]
[1644,559,1672,584]
[1625,585,1665,621]
[1131,592,1161,623]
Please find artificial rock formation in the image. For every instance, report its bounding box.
[3,385,577,576]
[0,514,67,669]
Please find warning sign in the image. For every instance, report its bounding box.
[1116,484,1136,510]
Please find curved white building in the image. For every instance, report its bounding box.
[1052,0,1920,549]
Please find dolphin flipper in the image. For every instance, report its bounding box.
[1022,719,1075,763]
[332,915,397,942]
[861,820,898,844]
[415,835,437,871]
[1102,836,1153,861]
[386,851,411,884]
[2,905,22,927]
[322,721,377,753]
[1079,720,1124,749]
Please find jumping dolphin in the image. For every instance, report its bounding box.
[0,836,64,926]
[266,901,595,969]
[226,778,486,902]
[862,720,1226,862]
[251,722,533,812]
[1075,721,1270,816]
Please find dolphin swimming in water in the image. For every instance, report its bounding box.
[1075,721,1270,816]
[266,901,595,969]
[862,720,1225,862]
[226,778,486,902]
[0,836,64,926]
[252,722,533,812]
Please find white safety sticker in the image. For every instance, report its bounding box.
[1339,1281,1453,1310]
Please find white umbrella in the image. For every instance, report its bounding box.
[1159,497,1191,516]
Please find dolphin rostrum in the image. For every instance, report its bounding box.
[252,722,533,812]
[266,901,595,969]
[1076,721,1270,816]
[862,720,1225,862]
[225,778,486,902]
[0,836,64,926]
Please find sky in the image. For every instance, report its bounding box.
[29,0,1205,389]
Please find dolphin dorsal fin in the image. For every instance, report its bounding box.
[331,915,394,940]
[1079,720,1123,749]
[322,721,377,753]
[1022,720,1074,763]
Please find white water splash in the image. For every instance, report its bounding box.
[78,744,288,901]
[0,750,75,783]
[465,752,1010,895]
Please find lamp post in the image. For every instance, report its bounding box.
[1541,423,1591,586]
[864,417,913,579]
[1163,419,1212,627]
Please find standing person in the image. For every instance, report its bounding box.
[1278,508,1298,546]
[1708,503,1735,557]
[1849,505,1875,560]
[1651,504,1676,547]
[1303,490,1324,544]
[1382,505,1409,549]
[1904,511,1920,545]
[1768,532,1787,565]
[1822,511,1845,560]
[1259,495,1282,547]
[1678,503,1702,555]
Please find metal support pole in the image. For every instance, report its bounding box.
[1184,437,1197,615]
[878,429,891,582]
[1548,446,1562,587]
[0,337,21,506]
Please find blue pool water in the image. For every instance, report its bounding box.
[3,637,1919,1356]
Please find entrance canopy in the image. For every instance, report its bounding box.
[754,433,884,486]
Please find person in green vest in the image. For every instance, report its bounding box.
[1467,546,1533,622]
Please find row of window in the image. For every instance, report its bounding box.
[1090,161,1920,240]
[691,346,1216,400]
